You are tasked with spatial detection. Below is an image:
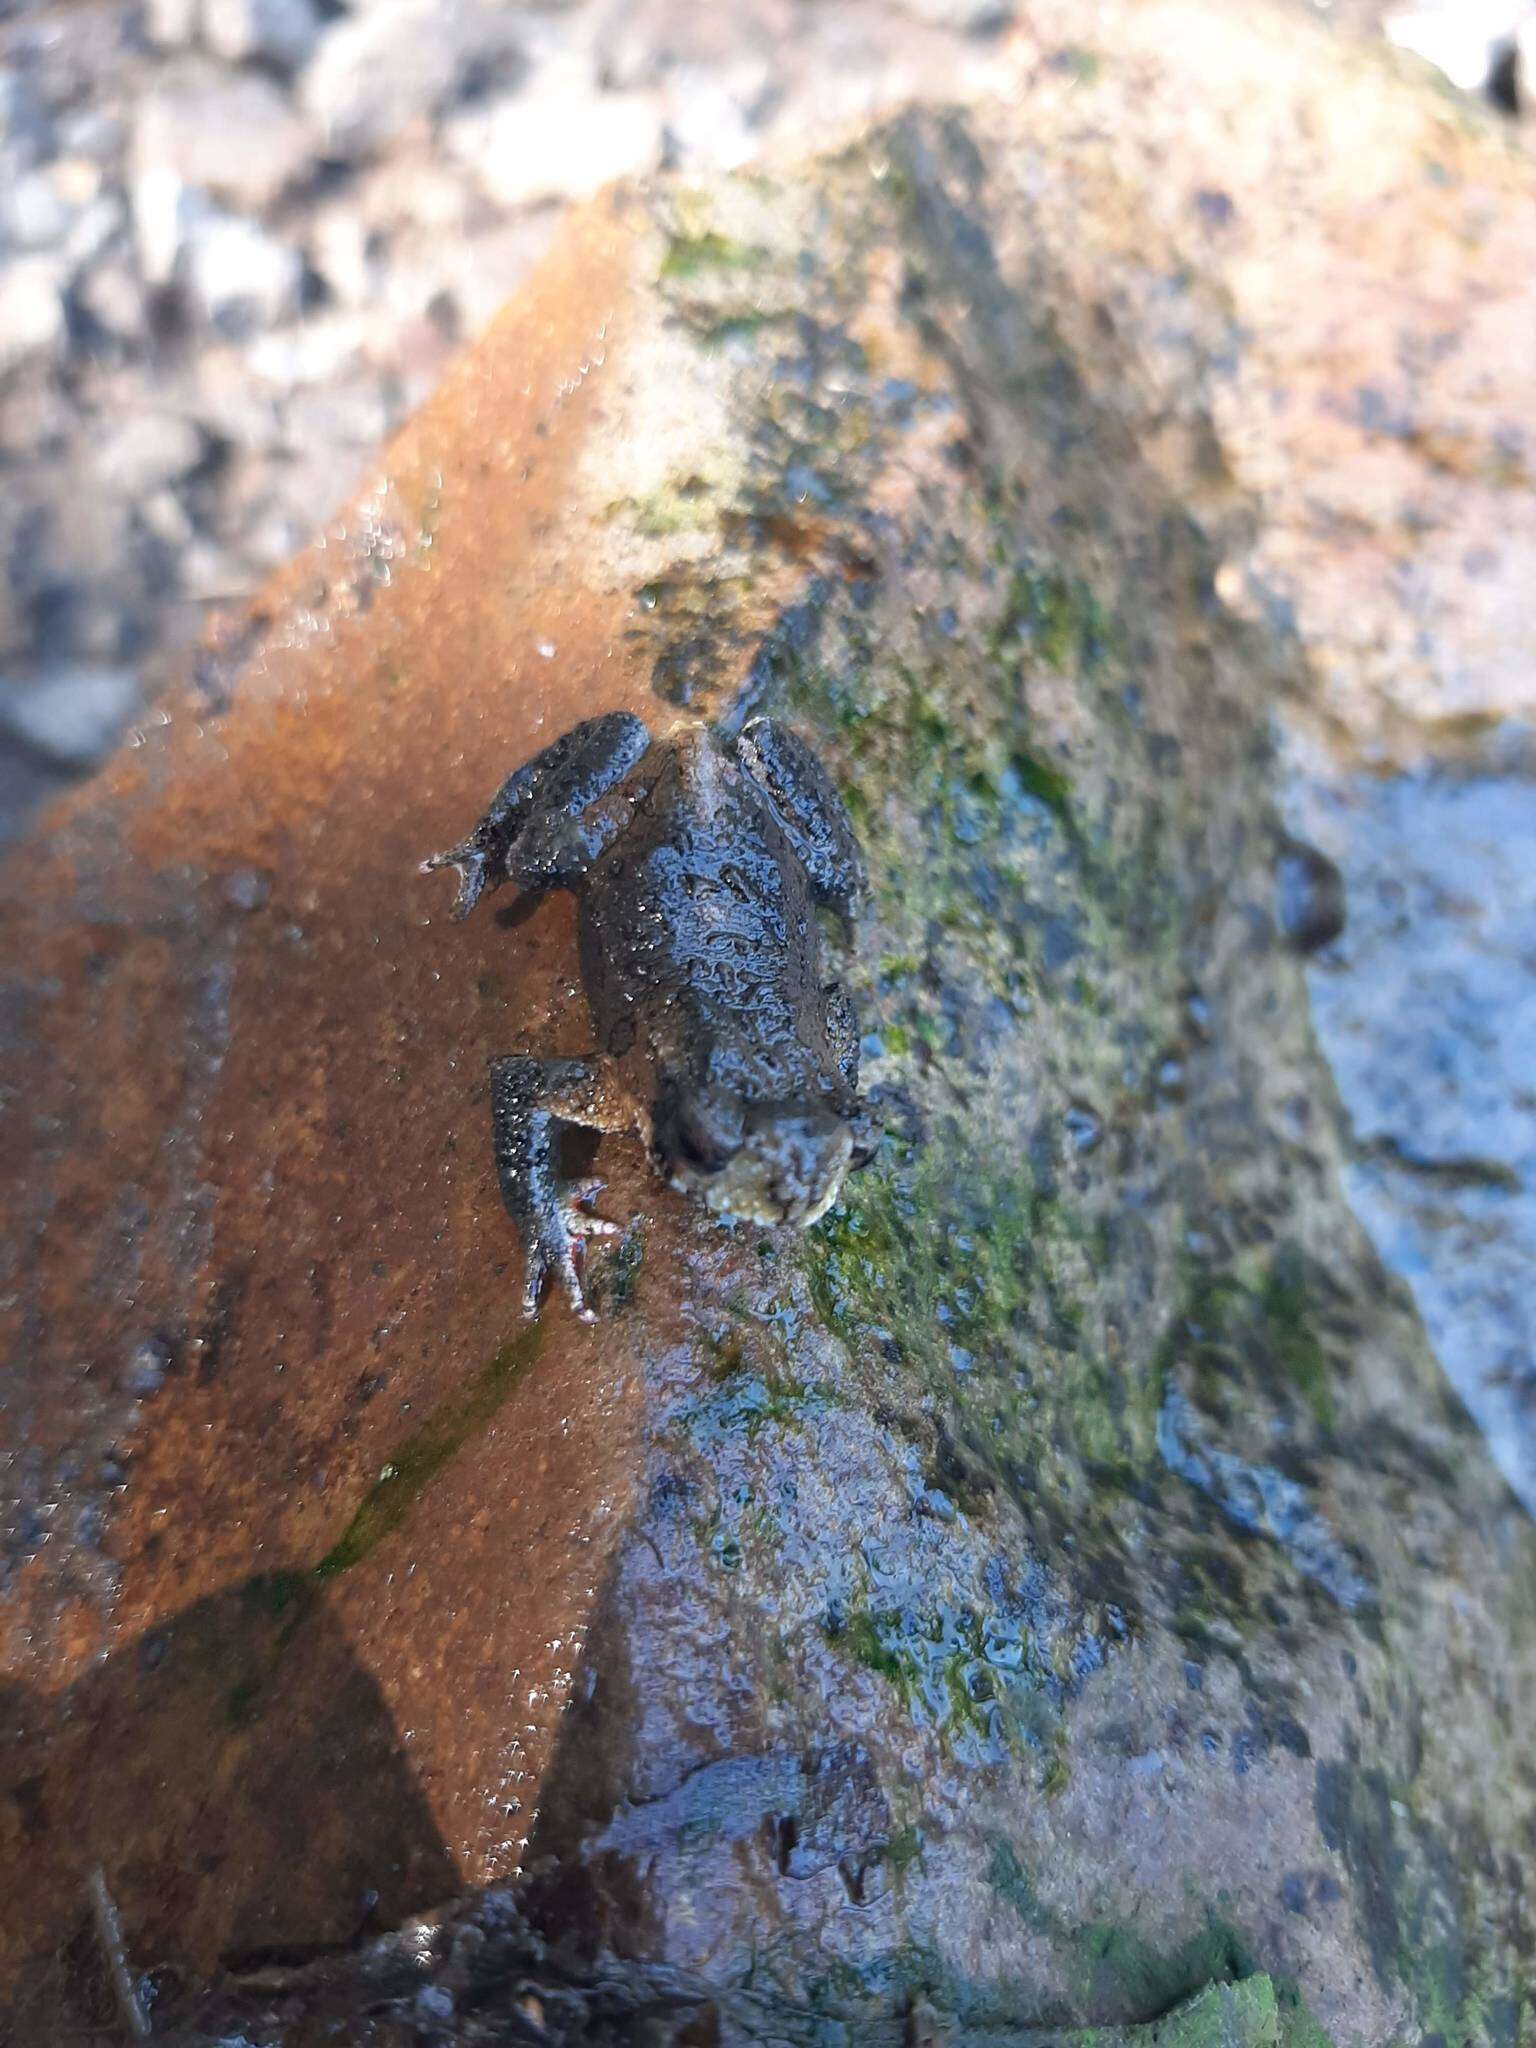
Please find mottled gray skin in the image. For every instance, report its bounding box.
[424,713,879,1319]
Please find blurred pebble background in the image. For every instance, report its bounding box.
[0,0,1529,843]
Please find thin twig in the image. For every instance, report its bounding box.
[87,1866,150,2041]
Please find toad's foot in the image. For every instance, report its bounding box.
[420,841,493,920]
[522,1180,620,1323]
[423,712,654,921]
[489,1055,636,1321]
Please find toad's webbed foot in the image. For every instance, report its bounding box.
[424,711,652,919]
[489,1055,633,1321]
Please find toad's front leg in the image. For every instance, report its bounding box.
[489,1055,639,1322]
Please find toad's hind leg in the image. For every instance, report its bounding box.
[489,1055,637,1322]
[823,981,883,1168]
[734,716,866,925]
[423,711,651,919]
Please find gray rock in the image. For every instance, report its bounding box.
[300,1,515,159]
[74,256,146,342]
[1286,752,1536,1517]
[662,61,775,171]
[130,168,210,288]
[5,170,74,251]
[448,78,664,206]
[142,0,202,49]
[56,108,126,164]
[96,413,207,496]
[0,258,66,379]
[305,203,376,306]
[0,67,53,174]
[138,488,196,551]
[63,194,127,277]
[131,70,317,215]
[181,211,304,334]
[203,0,323,73]
[0,665,141,770]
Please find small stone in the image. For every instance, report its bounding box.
[1192,188,1236,231]
[895,0,1014,27]
[139,490,195,550]
[1063,1103,1103,1153]
[57,109,125,164]
[450,82,663,208]
[74,258,146,343]
[203,0,322,71]
[1154,1056,1187,1102]
[0,258,66,379]
[0,666,141,770]
[132,71,317,215]
[1276,837,1347,954]
[130,168,210,288]
[180,537,251,604]
[182,213,305,335]
[143,0,202,47]
[97,413,206,496]
[662,62,773,172]
[53,159,103,210]
[307,205,376,307]
[248,312,372,386]
[63,194,126,276]
[302,3,508,159]
[0,69,50,173]
[5,170,74,251]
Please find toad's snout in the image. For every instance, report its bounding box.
[663,1095,854,1228]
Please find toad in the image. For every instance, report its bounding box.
[424,713,879,1319]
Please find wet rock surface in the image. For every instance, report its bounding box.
[1284,737,1536,1517]
[3,7,1536,2046]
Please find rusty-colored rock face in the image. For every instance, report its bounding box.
[3,7,1535,2045]
[0,199,681,2001]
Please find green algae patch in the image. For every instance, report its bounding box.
[1175,1248,1335,1434]
[609,471,725,538]
[988,1836,1057,1935]
[659,228,769,282]
[996,561,1116,681]
[1138,1977,1285,2048]
[317,1326,542,1578]
[1072,1915,1256,2025]
[906,1975,1329,2047]
[1010,745,1077,831]
[1314,1760,1517,2048]
[808,1137,1160,1531]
